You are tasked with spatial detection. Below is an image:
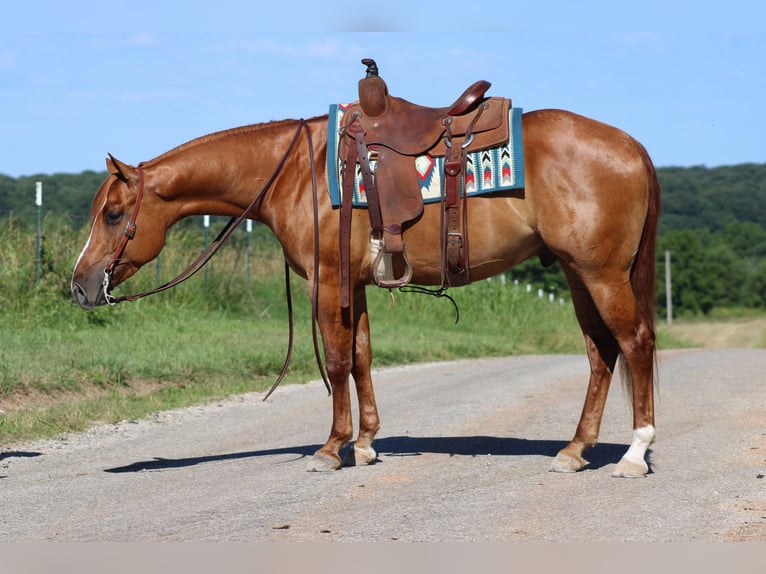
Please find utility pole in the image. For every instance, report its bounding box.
[665,250,673,325]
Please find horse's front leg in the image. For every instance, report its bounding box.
[342,286,380,467]
[307,284,379,471]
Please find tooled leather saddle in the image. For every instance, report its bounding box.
[338,58,511,308]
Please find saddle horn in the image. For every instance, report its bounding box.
[362,58,379,78]
[358,58,388,117]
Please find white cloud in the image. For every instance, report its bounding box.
[0,50,17,71]
[128,33,160,48]
[118,89,194,103]
[232,37,348,60]
[620,32,667,55]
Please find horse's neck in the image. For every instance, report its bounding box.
[154,118,327,229]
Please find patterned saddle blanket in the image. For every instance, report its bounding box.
[327,104,525,207]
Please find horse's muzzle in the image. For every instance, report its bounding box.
[71,281,107,310]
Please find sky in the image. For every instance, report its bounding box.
[1,1,764,178]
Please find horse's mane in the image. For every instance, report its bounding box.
[143,115,328,167]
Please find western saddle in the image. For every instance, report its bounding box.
[338,58,511,307]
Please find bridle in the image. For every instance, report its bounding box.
[100,118,330,398]
[102,165,145,305]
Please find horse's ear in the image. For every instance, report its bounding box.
[106,154,138,184]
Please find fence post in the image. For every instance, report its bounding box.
[203,215,210,286]
[35,181,42,283]
[246,219,253,282]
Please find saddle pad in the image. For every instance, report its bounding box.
[326,104,524,207]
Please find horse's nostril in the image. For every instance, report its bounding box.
[72,282,90,308]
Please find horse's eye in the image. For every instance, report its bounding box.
[104,210,123,225]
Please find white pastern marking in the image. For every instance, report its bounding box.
[623,424,656,463]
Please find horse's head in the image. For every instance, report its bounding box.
[71,155,169,309]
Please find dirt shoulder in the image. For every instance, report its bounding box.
[660,315,766,349]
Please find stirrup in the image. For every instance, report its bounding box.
[370,234,412,288]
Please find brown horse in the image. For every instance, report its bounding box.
[71,107,660,478]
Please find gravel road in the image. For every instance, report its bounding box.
[1,349,764,542]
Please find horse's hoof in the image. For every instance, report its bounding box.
[611,456,649,478]
[550,452,587,473]
[342,445,377,467]
[306,452,341,472]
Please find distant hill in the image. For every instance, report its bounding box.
[658,163,766,233]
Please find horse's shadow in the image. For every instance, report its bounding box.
[0,451,42,479]
[104,436,634,474]
[0,451,42,462]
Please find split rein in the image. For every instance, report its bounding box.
[102,119,331,399]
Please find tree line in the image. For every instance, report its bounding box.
[1,162,765,317]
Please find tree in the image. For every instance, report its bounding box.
[658,230,748,316]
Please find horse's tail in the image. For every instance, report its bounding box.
[620,139,661,395]
[632,140,661,331]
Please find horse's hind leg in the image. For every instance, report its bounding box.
[563,272,656,477]
[600,283,655,478]
[551,274,621,473]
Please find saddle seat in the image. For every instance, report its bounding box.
[353,62,509,157]
[337,59,512,306]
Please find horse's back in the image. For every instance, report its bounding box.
[522,108,651,184]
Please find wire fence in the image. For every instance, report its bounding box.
[7,181,569,306]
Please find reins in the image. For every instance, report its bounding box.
[102,118,331,399]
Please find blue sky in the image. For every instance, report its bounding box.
[1,1,763,177]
